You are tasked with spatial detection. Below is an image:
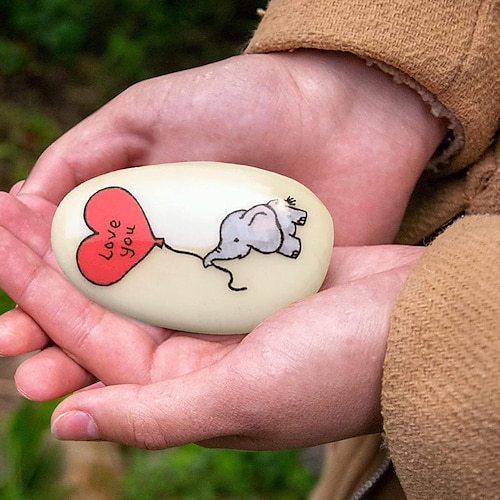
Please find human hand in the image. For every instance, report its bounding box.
[0,188,423,448]
[0,49,441,447]
[20,49,445,246]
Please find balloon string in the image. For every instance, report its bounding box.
[210,263,248,292]
[162,243,247,292]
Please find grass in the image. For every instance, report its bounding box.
[121,445,317,499]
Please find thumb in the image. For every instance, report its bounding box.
[50,369,238,449]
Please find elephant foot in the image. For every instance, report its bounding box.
[279,236,302,259]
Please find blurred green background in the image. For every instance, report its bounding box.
[0,0,267,188]
[0,1,320,498]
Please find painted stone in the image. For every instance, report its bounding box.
[51,162,334,334]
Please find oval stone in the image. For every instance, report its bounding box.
[51,162,334,334]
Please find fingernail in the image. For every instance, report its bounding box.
[52,411,100,441]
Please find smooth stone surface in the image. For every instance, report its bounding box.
[51,162,334,334]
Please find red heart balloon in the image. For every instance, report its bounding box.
[77,187,164,285]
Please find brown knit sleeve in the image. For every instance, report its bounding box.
[245,0,500,174]
[382,215,500,498]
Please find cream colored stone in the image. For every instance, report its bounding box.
[51,162,333,334]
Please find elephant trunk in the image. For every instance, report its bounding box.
[203,247,221,267]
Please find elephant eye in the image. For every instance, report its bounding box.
[233,237,240,243]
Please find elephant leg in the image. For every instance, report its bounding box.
[289,208,307,226]
[279,234,302,259]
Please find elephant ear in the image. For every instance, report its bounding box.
[244,205,283,253]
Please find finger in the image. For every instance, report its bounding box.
[0,226,159,384]
[0,304,98,400]
[0,307,50,356]
[15,346,96,401]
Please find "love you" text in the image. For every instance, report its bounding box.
[98,219,136,260]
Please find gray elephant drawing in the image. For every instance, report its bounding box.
[203,196,307,268]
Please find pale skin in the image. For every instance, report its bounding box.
[0,50,446,449]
